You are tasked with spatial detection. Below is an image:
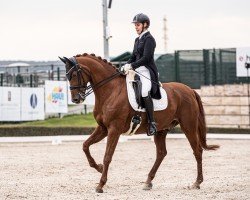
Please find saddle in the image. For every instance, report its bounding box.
[123,70,168,136]
[126,70,168,112]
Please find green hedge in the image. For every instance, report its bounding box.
[0,127,95,137]
[0,126,249,137]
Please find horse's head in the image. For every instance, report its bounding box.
[59,56,91,104]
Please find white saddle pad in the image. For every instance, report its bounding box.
[126,70,168,112]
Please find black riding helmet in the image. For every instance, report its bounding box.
[132,13,150,28]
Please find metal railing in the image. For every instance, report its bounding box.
[0,64,66,87]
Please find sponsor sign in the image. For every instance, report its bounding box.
[21,88,45,121]
[45,81,68,113]
[236,47,250,77]
[0,87,21,121]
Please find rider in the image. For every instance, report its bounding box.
[121,13,162,136]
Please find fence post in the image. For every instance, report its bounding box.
[14,73,16,87]
[30,74,33,87]
[48,70,50,80]
[212,49,217,85]
[203,49,208,85]
[57,67,60,81]
[174,51,180,82]
[51,64,54,80]
[219,49,223,84]
[0,74,3,86]
[84,105,87,114]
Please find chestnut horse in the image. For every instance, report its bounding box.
[59,53,219,193]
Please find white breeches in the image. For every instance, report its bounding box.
[135,66,152,97]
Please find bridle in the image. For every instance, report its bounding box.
[66,57,121,101]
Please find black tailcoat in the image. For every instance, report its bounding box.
[127,32,161,99]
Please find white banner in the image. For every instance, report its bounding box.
[67,81,75,105]
[21,88,45,121]
[45,81,68,113]
[67,82,95,106]
[0,87,21,121]
[236,47,250,77]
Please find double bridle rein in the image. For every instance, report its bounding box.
[66,57,121,100]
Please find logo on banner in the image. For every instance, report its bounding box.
[238,55,250,63]
[8,91,11,101]
[47,86,64,103]
[30,93,38,109]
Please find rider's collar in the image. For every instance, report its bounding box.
[139,30,148,39]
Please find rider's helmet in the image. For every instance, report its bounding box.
[132,13,150,28]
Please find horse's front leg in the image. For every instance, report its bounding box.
[95,126,120,193]
[83,125,107,173]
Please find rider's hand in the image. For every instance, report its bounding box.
[120,64,132,75]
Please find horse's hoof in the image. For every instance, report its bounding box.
[95,187,103,193]
[143,182,153,190]
[97,164,103,173]
[188,183,200,190]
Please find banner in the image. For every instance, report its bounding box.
[0,87,21,121]
[236,47,250,77]
[21,88,45,121]
[45,81,68,113]
[67,82,95,105]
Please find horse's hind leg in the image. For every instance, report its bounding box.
[180,121,203,189]
[83,125,107,173]
[143,131,167,190]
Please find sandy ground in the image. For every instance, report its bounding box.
[1,138,250,200]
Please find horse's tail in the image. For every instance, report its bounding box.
[193,90,220,151]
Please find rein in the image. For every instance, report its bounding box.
[78,71,121,100]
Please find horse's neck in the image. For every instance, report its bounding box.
[89,65,114,85]
[86,59,120,103]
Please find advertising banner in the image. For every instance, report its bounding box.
[0,87,21,121]
[45,80,68,113]
[21,88,45,121]
[236,47,250,77]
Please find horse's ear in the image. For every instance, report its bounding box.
[63,56,74,66]
[58,56,66,64]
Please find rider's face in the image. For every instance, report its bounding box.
[134,23,143,35]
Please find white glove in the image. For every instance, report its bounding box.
[120,64,132,75]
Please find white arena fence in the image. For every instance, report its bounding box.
[0,80,95,122]
[1,81,249,128]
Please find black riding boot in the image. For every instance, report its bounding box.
[143,94,157,136]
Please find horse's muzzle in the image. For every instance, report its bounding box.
[72,97,80,104]
[72,93,85,104]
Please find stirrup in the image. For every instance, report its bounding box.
[147,122,157,136]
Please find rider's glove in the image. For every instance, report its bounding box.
[120,64,132,75]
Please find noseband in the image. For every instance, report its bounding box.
[66,57,121,101]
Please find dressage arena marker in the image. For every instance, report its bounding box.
[0,133,250,143]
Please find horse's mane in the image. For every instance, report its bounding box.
[75,53,117,70]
